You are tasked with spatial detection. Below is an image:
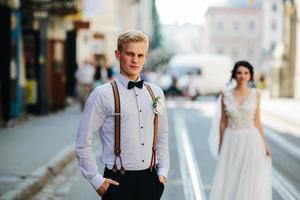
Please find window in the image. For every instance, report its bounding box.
[217,48,224,54]
[217,21,224,31]
[272,3,277,12]
[271,42,276,51]
[171,67,202,77]
[271,20,277,31]
[233,21,240,31]
[248,21,255,32]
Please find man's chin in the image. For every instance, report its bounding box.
[129,67,141,72]
[121,72,140,80]
[129,70,141,76]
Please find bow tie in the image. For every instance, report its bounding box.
[127,80,144,89]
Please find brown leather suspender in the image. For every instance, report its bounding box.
[111,81,125,175]
[145,83,159,170]
[110,81,159,174]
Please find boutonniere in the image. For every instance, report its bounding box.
[152,96,165,115]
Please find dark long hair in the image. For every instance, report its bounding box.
[230,60,254,82]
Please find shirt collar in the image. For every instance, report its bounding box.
[117,73,141,88]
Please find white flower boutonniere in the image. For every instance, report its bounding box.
[152,96,165,115]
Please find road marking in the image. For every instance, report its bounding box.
[265,128,300,160]
[265,128,300,199]
[173,111,205,200]
[272,168,300,200]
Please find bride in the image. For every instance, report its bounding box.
[209,61,272,200]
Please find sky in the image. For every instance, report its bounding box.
[156,0,226,25]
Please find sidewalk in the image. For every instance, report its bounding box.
[0,105,82,200]
[261,92,300,137]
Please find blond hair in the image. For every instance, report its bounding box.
[117,30,149,51]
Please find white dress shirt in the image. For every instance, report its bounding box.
[76,74,169,190]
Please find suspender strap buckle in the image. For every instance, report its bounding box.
[112,154,125,175]
[112,163,118,173]
[114,149,121,156]
[120,166,126,175]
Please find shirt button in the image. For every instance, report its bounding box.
[136,94,138,96]
[142,143,144,146]
[140,110,142,112]
[142,160,144,162]
[141,126,143,129]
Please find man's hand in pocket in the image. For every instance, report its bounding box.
[97,178,119,197]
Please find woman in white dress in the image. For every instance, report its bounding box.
[209,61,272,200]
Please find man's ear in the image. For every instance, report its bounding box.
[115,50,120,60]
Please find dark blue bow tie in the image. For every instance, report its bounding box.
[127,80,144,89]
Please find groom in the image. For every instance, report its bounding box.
[75,30,169,200]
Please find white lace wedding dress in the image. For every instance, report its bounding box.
[209,88,272,200]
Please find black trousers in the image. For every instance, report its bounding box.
[102,167,164,200]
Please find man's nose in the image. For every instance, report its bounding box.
[132,55,138,63]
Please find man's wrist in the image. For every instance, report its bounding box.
[90,174,105,190]
[96,185,102,196]
[157,167,169,180]
[96,180,108,197]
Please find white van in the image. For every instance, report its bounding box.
[168,53,233,97]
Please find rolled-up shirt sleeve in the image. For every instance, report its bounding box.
[75,88,107,190]
[156,89,170,179]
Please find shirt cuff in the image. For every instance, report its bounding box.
[157,167,169,180]
[90,173,105,190]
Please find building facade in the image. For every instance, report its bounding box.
[262,0,284,56]
[261,0,284,73]
[21,0,80,114]
[203,0,262,69]
[0,0,25,125]
[269,0,298,98]
[293,0,300,99]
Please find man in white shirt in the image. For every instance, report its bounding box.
[76,30,169,200]
[75,60,95,110]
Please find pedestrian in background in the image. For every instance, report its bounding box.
[76,30,169,200]
[93,59,103,88]
[106,65,115,81]
[209,61,272,200]
[75,59,95,111]
[256,73,267,90]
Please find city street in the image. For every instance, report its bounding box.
[2,0,300,199]
[22,97,300,200]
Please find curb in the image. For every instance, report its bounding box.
[0,114,28,128]
[0,144,75,200]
